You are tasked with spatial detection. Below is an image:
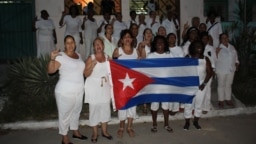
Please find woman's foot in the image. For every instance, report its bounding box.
[102,132,113,140]
[218,101,224,108]
[91,135,98,143]
[62,136,72,144]
[164,126,173,133]
[127,128,135,137]
[117,128,124,138]
[225,100,234,107]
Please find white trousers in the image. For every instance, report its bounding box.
[118,106,137,121]
[184,88,206,118]
[217,72,235,101]
[55,91,84,135]
[169,102,180,112]
[150,102,169,111]
[202,78,212,111]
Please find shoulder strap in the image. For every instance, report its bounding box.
[207,22,218,32]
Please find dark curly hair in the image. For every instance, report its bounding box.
[150,35,169,53]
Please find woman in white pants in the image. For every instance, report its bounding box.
[48,35,87,144]
[183,40,213,130]
[112,30,140,138]
[215,33,239,107]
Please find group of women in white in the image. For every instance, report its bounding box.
[45,5,239,144]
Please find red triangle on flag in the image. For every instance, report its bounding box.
[109,60,154,110]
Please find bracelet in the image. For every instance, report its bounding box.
[202,82,207,86]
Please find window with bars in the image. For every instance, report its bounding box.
[130,0,177,16]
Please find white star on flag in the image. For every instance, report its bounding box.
[118,73,136,90]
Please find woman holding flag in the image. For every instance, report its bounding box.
[147,35,174,133]
[112,29,140,138]
[183,40,213,130]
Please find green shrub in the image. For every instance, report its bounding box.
[0,55,59,123]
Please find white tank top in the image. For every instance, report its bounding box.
[118,47,138,59]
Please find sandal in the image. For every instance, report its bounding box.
[91,135,98,143]
[117,128,124,138]
[127,128,135,137]
[164,126,173,133]
[151,126,157,133]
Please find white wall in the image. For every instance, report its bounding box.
[35,0,207,48]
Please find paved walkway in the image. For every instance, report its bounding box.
[0,113,256,144]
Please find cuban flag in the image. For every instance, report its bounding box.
[108,58,199,110]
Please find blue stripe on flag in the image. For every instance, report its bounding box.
[151,76,199,86]
[113,58,198,68]
[120,93,194,110]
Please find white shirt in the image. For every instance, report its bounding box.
[102,35,117,58]
[97,19,109,37]
[182,41,191,56]
[63,15,82,36]
[126,19,138,29]
[207,21,223,49]
[138,23,147,43]
[113,20,127,40]
[55,52,85,93]
[203,44,216,68]
[162,18,179,36]
[146,18,160,36]
[169,46,184,57]
[147,52,173,58]
[215,43,239,74]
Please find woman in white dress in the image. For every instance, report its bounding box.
[183,40,213,130]
[59,5,83,53]
[81,9,98,60]
[48,35,87,144]
[33,10,57,57]
[112,30,140,138]
[84,37,113,143]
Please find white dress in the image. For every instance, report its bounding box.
[63,15,83,52]
[84,54,111,126]
[83,19,98,60]
[35,18,56,56]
